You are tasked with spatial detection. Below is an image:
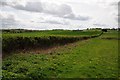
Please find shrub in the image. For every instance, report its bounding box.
[2,36,91,55]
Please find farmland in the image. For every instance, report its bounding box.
[2,30,102,54]
[2,29,119,79]
[2,30,101,37]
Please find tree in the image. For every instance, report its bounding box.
[102,29,107,32]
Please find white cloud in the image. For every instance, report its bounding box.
[42,3,72,17]
[0,12,17,28]
[13,2,43,12]
[93,23,107,27]
[63,13,90,21]
[3,0,90,21]
[41,20,68,25]
[41,18,69,25]
[0,1,7,6]
[0,0,118,29]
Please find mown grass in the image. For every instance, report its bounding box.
[2,31,118,78]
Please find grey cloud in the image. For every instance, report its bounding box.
[13,2,43,12]
[12,2,73,17]
[110,2,118,6]
[110,2,118,10]
[41,21,62,24]
[4,1,90,21]
[42,3,72,17]
[63,13,75,19]
[93,23,107,27]
[0,1,8,6]
[63,13,90,21]
[45,21,63,25]
[40,20,69,25]
[76,15,90,20]
[0,14,18,28]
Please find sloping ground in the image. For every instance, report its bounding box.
[2,30,101,37]
[100,31,119,40]
[3,36,89,54]
[2,31,102,56]
[2,37,118,79]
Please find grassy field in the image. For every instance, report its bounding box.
[2,30,119,79]
[100,30,119,39]
[2,30,101,37]
[2,30,102,54]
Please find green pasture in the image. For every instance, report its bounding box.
[2,30,119,79]
[2,30,101,38]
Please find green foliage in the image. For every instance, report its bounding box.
[2,30,118,78]
[100,30,119,39]
[2,30,101,37]
[2,36,90,54]
[2,38,118,78]
[2,30,102,54]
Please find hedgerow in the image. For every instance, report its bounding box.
[2,31,103,55]
[2,36,91,54]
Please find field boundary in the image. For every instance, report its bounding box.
[2,31,103,56]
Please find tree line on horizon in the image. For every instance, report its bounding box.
[1,28,119,33]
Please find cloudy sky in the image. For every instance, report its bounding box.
[0,0,119,30]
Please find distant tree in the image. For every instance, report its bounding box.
[87,28,89,30]
[118,28,120,31]
[111,28,115,30]
[96,28,102,30]
[72,29,83,32]
[102,29,107,32]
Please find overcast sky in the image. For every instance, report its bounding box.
[0,0,119,30]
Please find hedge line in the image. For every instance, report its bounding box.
[2,36,90,53]
[2,31,103,54]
